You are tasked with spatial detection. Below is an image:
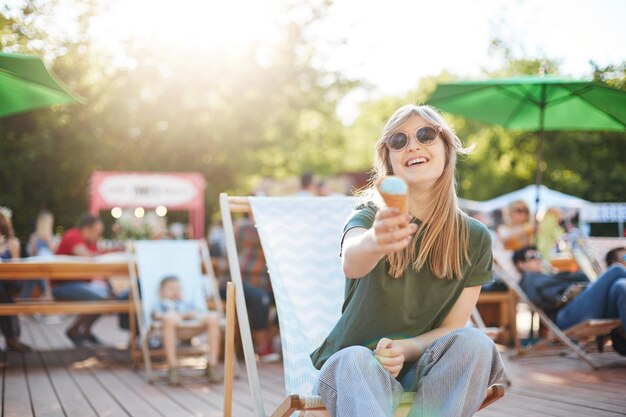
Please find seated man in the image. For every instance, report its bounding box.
[513,246,626,355]
[153,276,222,385]
[53,214,108,347]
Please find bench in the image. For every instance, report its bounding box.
[0,258,136,347]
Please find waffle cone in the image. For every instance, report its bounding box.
[379,191,408,214]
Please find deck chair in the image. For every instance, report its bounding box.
[129,240,223,381]
[220,194,504,417]
[579,237,626,280]
[492,248,621,370]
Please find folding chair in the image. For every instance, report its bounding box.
[492,248,621,369]
[578,237,626,280]
[129,240,224,382]
[221,194,504,417]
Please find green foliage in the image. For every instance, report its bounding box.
[0,0,356,240]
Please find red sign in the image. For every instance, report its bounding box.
[90,171,206,238]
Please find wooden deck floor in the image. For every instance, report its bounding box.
[2,315,626,416]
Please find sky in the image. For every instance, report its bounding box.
[312,0,626,121]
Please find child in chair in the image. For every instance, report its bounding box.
[153,275,223,385]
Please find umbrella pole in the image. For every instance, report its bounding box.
[534,128,544,214]
[534,85,547,228]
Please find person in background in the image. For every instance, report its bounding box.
[513,246,626,355]
[470,211,507,293]
[0,207,32,352]
[316,180,332,196]
[296,172,316,197]
[233,211,280,362]
[20,210,56,299]
[605,247,626,269]
[53,214,108,347]
[316,179,344,197]
[562,212,586,250]
[496,200,534,251]
[536,207,565,260]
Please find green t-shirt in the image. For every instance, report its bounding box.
[310,203,493,370]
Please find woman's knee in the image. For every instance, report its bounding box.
[325,345,377,372]
[444,328,503,381]
[448,327,496,358]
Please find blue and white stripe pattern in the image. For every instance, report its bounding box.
[250,196,357,396]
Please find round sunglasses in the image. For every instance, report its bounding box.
[385,126,442,152]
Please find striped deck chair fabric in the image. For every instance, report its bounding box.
[250,196,357,397]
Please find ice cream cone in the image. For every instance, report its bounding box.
[376,176,408,214]
[379,191,408,214]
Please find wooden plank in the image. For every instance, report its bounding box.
[0,262,128,279]
[107,339,267,417]
[33,315,75,350]
[3,352,34,417]
[0,301,131,316]
[488,390,626,417]
[506,360,626,412]
[223,282,236,417]
[22,352,65,417]
[39,351,99,416]
[104,349,225,417]
[57,349,131,417]
[87,347,202,417]
[89,362,169,416]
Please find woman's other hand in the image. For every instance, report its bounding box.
[374,337,405,378]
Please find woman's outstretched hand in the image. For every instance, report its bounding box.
[370,207,417,255]
[374,337,405,378]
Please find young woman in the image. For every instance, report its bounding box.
[310,105,504,417]
[21,210,56,299]
[496,199,534,251]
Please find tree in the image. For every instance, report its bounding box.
[0,0,358,240]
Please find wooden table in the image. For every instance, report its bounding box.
[0,256,132,316]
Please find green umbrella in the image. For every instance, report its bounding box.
[426,76,626,209]
[0,52,81,118]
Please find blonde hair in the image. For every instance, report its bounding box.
[366,104,473,280]
[504,199,530,224]
[35,211,54,240]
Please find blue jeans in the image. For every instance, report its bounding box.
[19,279,47,298]
[52,281,110,301]
[52,281,110,334]
[556,264,626,330]
[219,283,274,330]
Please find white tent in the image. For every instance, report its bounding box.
[459,185,592,215]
